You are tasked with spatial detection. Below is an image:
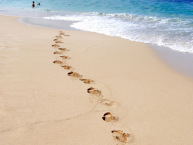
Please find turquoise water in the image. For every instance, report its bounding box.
[0,0,193,53]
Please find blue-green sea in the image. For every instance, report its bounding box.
[0,0,193,53]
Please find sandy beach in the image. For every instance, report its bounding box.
[0,15,193,145]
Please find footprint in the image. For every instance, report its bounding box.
[58,48,68,51]
[68,71,82,79]
[59,31,70,36]
[53,60,63,64]
[55,40,63,44]
[56,35,62,39]
[80,79,94,84]
[61,65,72,70]
[59,31,65,35]
[53,51,62,55]
[102,112,118,122]
[52,44,60,48]
[87,87,101,96]
[60,55,70,59]
[99,99,117,107]
[51,33,130,145]
[111,130,130,143]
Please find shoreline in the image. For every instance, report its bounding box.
[19,14,193,81]
[19,17,78,31]
[1,15,193,145]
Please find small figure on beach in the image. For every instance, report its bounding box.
[32,1,35,8]
[37,3,40,6]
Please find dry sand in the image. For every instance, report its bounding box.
[0,15,193,145]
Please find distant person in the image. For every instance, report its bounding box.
[37,3,40,6]
[32,1,35,8]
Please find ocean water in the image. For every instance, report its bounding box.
[0,0,193,53]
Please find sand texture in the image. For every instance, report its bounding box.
[0,15,193,145]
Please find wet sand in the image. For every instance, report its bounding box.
[152,44,193,80]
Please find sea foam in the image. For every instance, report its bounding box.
[44,13,193,53]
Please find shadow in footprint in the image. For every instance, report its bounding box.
[102,112,118,122]
[53,60,63,65]
[53,51,63,55]
[58,48,68,51]
[55,40,63,44]
[68,71,82,79]
[52,44,60,48]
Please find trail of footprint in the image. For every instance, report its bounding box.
[86,87,132,144]
[52,33,70,67]
[52,31,132,144]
